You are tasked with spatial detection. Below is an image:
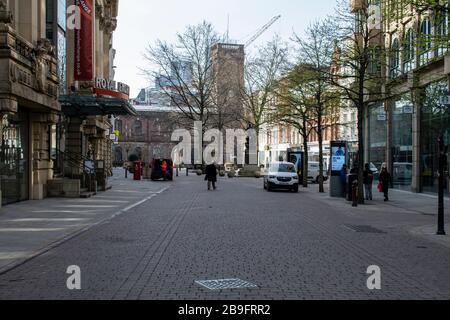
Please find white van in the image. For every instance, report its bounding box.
[308,161,328,183]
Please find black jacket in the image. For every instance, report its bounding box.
[205,164,218,182]
[379,170,392,188]
[363,170,374,185]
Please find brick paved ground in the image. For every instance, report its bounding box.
[0,173,449,300]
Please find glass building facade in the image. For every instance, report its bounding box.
[368,103,387,170]
[390,93,413,191]
[420,79,450,193]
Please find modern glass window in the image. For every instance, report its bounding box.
[368,103,386,171]
[391,93,413,190]
[420,80,450,193]
[403,29,415,73]
[57,0,66,31]
[57,29,66,94]
[419,17,433,65]
[389,38,400,79]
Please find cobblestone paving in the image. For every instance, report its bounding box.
[0,175,449,300]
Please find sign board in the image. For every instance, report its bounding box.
[330,141,347,175]
[74,0,93,81]
[110,134,116,140]
[94,78,130,100]
[403,105,414,114]
[439,96,450,105]
[377,113,386,121]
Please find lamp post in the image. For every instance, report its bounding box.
[437,135,447,236]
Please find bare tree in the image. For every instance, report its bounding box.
[292,21,341,193]
[327,0,388,203]
[272,66,315,188]
[142,21,221,165]
[241,36,289,157]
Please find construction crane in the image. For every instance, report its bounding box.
[244,15,282,48]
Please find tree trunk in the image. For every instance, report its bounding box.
[318,113,325,193]
[303,139,309,188]
[357,100,365,205]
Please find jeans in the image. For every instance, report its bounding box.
[208,181,216,190]
[364,184,373,200]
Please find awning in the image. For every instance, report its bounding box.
[59,94,137,117]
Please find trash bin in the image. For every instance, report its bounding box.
[133,161,142,180]
[347,173,358,201]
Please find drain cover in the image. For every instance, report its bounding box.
[195,278,258,290]
[345,225,386,234]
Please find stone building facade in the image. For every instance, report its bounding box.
[0,0,60,206]
[114,105,179,175]
[53,0,135,196]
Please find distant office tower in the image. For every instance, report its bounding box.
[211,43,245,125]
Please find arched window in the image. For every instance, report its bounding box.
[389,38,400,79]
[113,146,123,166]
[436,7,449,56]
[419,17,432,65]
[133,120,142,136]
[115,119,123,135]
[403,29,415,72]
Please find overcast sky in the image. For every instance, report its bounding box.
[114,0,337,97]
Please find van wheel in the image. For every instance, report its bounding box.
[292,186,299,193]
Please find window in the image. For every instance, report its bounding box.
[368,47,382,76]
[436,7,449,56]
[419,17,432,65]
[134,120,143,136]
[389,38,400,79]
[403,29,415,73]
[115,119,123,135]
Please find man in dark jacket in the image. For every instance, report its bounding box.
[205,162,218,191]
[379,163,392,202]
[363,163,374,201]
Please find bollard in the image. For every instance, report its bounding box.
[352,180,358,207]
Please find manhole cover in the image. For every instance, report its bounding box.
[345,225,386,234]
[195,278,258,290]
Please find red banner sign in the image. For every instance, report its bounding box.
[74,0,93,81]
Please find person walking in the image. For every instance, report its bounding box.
[340,164,348,198]
[205,162,218,191]
[161,160,168,180]
[363,163,374,201]
[379,163,392,202]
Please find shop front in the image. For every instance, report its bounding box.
[420,79,450,194]
[390,93,413,191]
[368,103,387,170]
[0,111,29,205]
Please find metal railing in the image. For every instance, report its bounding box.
[56,150,97,193]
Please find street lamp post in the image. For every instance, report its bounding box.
[437,135,447,235]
